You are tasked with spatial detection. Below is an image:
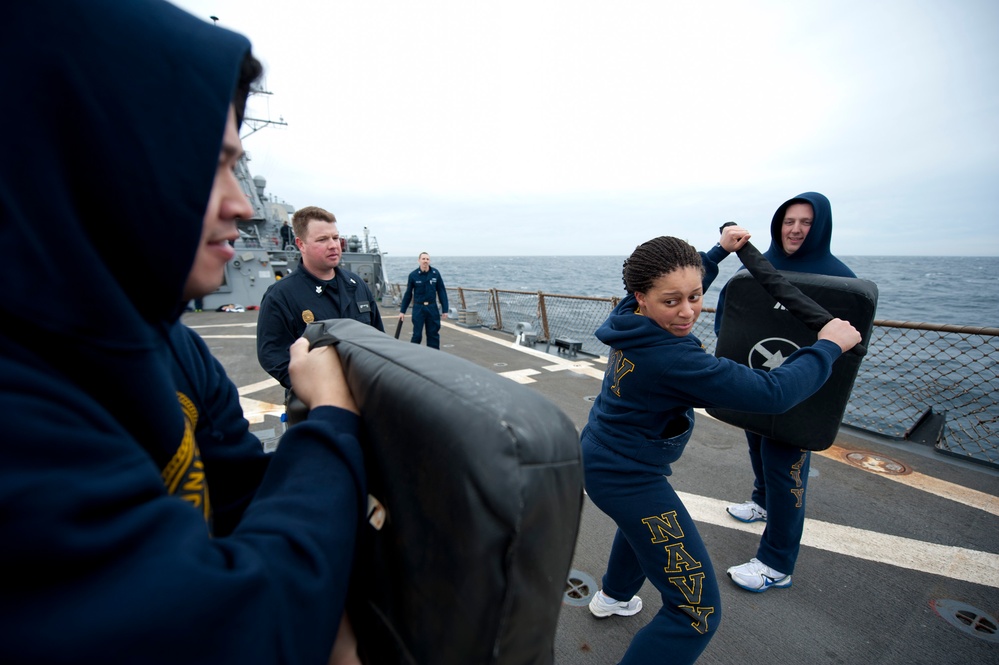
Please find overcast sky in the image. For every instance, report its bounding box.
[170,0,999,257]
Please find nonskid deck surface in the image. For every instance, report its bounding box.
[185,311,999,664]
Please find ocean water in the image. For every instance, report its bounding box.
[385,255,998,328]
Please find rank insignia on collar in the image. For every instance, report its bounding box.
[302,310,315,324]
[315,285,323,294]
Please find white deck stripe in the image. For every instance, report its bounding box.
[443,322,608,379]
[194,334,257,339]
[237,378,280,396]
[185,322,257,329]
[676,491,999,589]
[238,395,285,424]
[499,369,543,384]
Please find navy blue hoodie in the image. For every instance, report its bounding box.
[0,2,364,663]
[583,293,841,473]
[706,191,856,333]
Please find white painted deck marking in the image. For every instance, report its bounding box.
[499,369,542,384]
[676,491,999,589]
[237,378,280,395]
[186,322,257,329]
[541,362,605,380]
[192,334,257,339]
[442,321,606,379]
[239,395,285,424]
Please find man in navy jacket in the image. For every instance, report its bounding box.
[399,252,450,349]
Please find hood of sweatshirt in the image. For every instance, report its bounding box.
[763,191,856,277]
[1,0,253,457]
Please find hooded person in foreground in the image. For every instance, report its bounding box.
[0,1,365,662]
[700,192,858,593]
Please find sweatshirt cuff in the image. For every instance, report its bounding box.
[812,338,844,362]
[307,405,361,436]
[704,243,731,264]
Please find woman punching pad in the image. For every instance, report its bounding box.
[289,318,584,665]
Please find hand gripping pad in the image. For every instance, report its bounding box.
[296,319,584,664]
[706,271,878,451]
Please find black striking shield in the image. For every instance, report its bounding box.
[722,222,867,356]
[290,319,583,665]
[707,271,878,450]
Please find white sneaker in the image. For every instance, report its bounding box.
[727,558,792,593]
[726,500,767,523]
[588,590,643,618]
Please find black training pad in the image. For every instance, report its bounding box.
[298,319,584,665]
[707,271,878,450]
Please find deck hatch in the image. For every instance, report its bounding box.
[930,599,999,643]
[563,569,598,607]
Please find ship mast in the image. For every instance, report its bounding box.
[207,15,288,139]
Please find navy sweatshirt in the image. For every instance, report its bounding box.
[1,2,366,662]
[583,293,841,473]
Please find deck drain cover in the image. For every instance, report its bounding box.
[930,599,999,642]
[843,451,910,475]
[584,395,597,402]
[492,362,508,368]
[564,569,597,607]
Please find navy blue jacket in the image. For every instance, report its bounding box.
[258,264,385,389]
[583,292,841,474]
[400,266,449,314]
[704,191,856,333]
[1,2,365,662]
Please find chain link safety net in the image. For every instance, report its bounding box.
[382,284,998,468]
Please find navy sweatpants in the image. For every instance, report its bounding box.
[582,433,721,665]
[410,304,441,349]
[745,431,811,575]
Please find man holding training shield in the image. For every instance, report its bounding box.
[701,192,857,593]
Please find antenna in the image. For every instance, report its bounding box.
[241,83,289,139]
[241,114,289,139]
[202,15,288,139]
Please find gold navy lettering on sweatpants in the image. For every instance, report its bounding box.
[642,511,716,634]
[642,512,685,542]
[790,450,807,508]
[666,548,715,633]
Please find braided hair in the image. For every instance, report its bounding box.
[622,236,703,295]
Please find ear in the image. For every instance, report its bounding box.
[634,291,647,310]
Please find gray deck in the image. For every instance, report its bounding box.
[185,311,999,664]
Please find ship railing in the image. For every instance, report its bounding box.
[387,285,998,468]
